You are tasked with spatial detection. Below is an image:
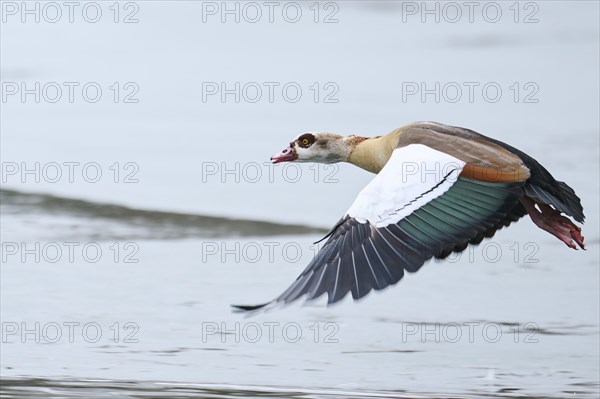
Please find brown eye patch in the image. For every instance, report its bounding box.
[297,133,316,148]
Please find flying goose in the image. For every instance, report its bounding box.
[233,122,585,312]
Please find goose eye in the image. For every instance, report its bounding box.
[298,133,315,148]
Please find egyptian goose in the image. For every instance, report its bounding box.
[233,122,585,312]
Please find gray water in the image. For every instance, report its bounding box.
[1,1,599,398]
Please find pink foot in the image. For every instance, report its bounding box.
[521,197,585,250]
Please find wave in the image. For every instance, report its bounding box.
[0,189,327,241]
[0,376,584,399]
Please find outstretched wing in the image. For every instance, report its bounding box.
[233,144,525,312]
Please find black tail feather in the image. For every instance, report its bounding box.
[556,181,585,223]
[525,183,585,223]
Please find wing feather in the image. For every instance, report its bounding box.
[232,144,525,313]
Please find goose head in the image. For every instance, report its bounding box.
[271,132,354,164]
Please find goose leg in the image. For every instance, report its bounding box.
[520,197,585,250]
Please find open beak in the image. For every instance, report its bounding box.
[271,145,296,163]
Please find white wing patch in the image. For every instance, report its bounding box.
[347,144,466,227]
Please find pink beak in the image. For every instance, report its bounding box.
[271,145,296,163]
